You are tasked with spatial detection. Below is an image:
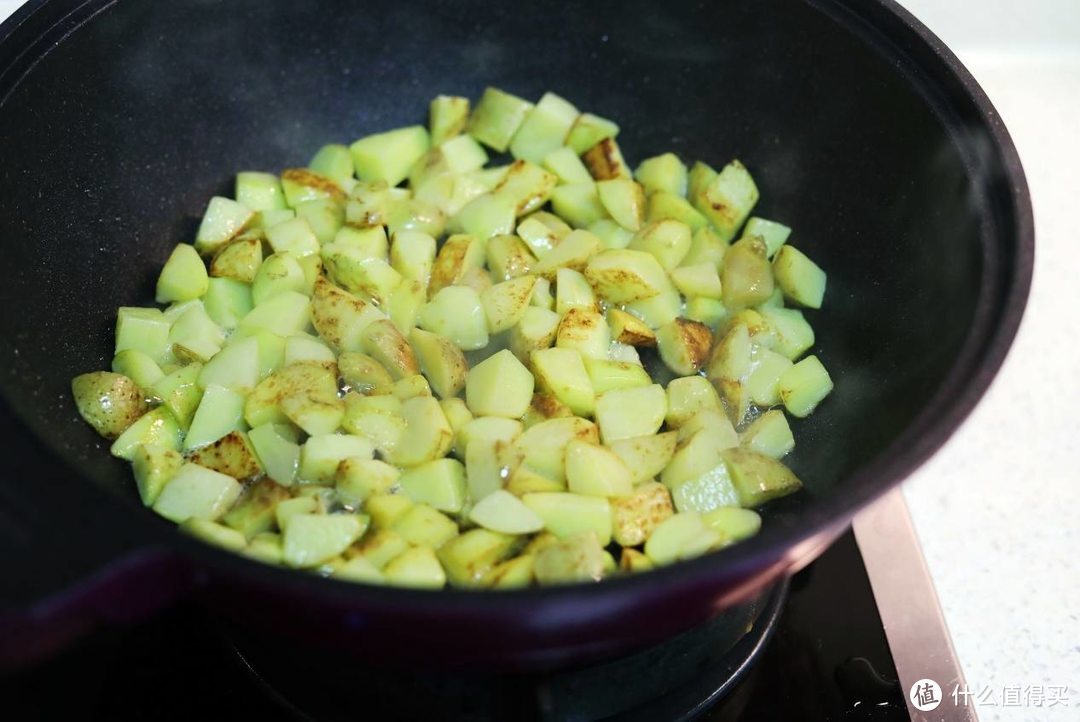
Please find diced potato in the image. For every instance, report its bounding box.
[390,230,436,287]
[439,397,473,453]
[244,362,339,428]
[486,234,536,280]
[458,416,523,452]
[644,512,720,566]
[555,268,597,314]
[359,319,418,380]
[384,396,454,467]
[115,307,171,363]
[566,112,619,154]
[721,447,802,507]
[582,137,630,180]
[452,193,516,241]
[221,479,291,538]
[336,457,401,508]
[759,306,815,360]
[491,159,558,216]
[321,245,402,304]
[236,171,286,212]
[251,252,305,307]
[188,430,262,480]
[703,507,762,544]
[777,355,833,417]
[624,290,682,330]
[706,322,752,401]
[533,531,607,585]
[437,528,518,587]
[481,275,537,333]
[509,306,560,361]
[596,179,645,231]
[660,421,738,490]
[656,318,712,376]
[522,493,612,545]
[429,234,484,297]
[198,336,259,393]
[530,347,595,417]
[469,489,544,534]
[740,409,795,459]
[482,554,535,589]
[385,280,426,335]
[364,494,414,530]
[132,444,183,506]
[583,357,651,394]
[628,219,692,271]
[543,146,592,184]
[610,481,674,546]
[151,365,204,431]
[744,216,791,258]
[409,328,467,399]
[466,349,535,419]
[310,277,385,351]
[280,167,345,206]
[184,384,245,451]
[153,462,242,524]
[556,308,610,359]
[521,393,574,428]
[299,434,374,483]
[509,92,579,164]
[511,416,598,482]
[71,371,146,440]
[392,504,460,548]
[772,245,826,309]
[468,87,534,153]
[584,248,671,303]
[635,153,688,197]
[248,423,301,485]
[264,216,320,258]
[417,285,489,351]
[430,94,470,145]
[681,225,728,269]
[516,216,562,259]
[334,556,385,584]
[670,263,723,299]
[194,197,254,256]
[646,191,708,231]
[692,160,759,241]
[181,518,248,551]
[283,513,367,568]
[722,236,775,311]
[156,244,209,304]
[284,334,336,370]
[465,440,503,502]
[685,297,727,328]
[384,546,447,588]
[457,266,494,295]
[669,461,740,515]
[308,144,354,186]
[350,125,430,187]
[565,440,633,497]
[748,348,794,406]
[295,198,345,245]
[532,229,600,279]
[666,375,723,427]
[549,183,608,228]
[594,384,666,443]
[607,308,657,347]
[350,527,408,569]
[607,432,677,485]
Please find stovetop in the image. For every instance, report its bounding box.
[2,530,911,721]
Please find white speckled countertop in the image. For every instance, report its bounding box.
[0,0,1076,718]
[894,2,1080,719]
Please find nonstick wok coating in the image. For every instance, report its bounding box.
[0,0,1031,667]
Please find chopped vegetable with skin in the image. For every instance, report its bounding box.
[71,88,833,588]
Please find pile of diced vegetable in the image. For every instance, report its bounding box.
[70,88,832,589]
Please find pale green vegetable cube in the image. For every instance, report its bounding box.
[465,440,504,502]
[294,198,345,244]
[543,146,592,184]
[468,87,533,153]
[634,153,688,196]
[584,248,671,303]
[458,417,522,453]
[607,308,657,347]
[509,306,560,361]
[364,494,414,530]
[644,512,720,565]
[198,336,259,393]
[384,396,454,467]
[670,462,740,514]
[744,216,791,258]
[656,318,713,376]
[747,348,794,406]
[153,462,242,523]
[522,492,612,545]
[607,342,642,365]
[275,497,319,530]
[688,160,719,201]
[384,279,425,335]
[482,554,535,589]
[338,352,391,393]
[360,319,418,380]
[71,371,146,440]
[759,306,815,360]
[390,230,436,287]
[248,423,301,485]
[342,392,405,455]
[184,384,246,451]
[413,135,488,184]
[530,347,595,416]
[437,528,517,587]
[666,375,723,427]
[244,362,339,428]
[485,234,537,280]
[452,193,516,241]
[583,357,651,394]
[490,159,558,216]
[374,373,433,401]
[469,489,544,534]
[533,531,606,585]
[555,268,596,314]
[532,229,600,280]
[607,432,677,485]
[596,179,645,231]
[587,218,634,250]
[244,290,313,339]
[721,447,802,507]
[195,196,254,256]
[351,527,408,569]
[549,183,608,228]
[236,171,286,212]
[660,422,738,490]
[334,226,389,263]
[703,507,762,544]
[186,429,262,480]
[466,349,535,419]
[151,364,203,430]
[350,125,430,187]
[430,94,470,145]
[681,225,728,268]
[111,350,164,391]
[481,275,537,333]
[777,355,833,417]
[417,285,489,351]
[221,479,291,538]
[283,513,367,568]
[251,252,305,306]
[693,160,759,241]
[132,444,183,506]
[565,112,619,154]
[628,219,692,271]
[334,556,385,584]
[510,416,598,482]
[265,217,320,257]
[509,92,579,164]
[565,439,633,497]
[594,384,666,443]
[168,303,225,362]
[284,334,336,369]
[280,385,344,436]
[181,518,247,551]
[772,245,826,309]
[244,532,284,565]
[516,216,563,258]
[299,434,374,483]
[439,397,473,452]
[556,308,610,359]
[156,244,209,303]
[410,327,467,399]
[610,481,675,546]
[582,137,631,180]
[322,245,403,304]
[336,457,400,508]
[430,234,484,293]
[308,144,354,186]
[392,504,459,548]
[281,168,345,206]
[257,208,296,229]
[670,263,723,299]
[384,546,446,588]
[115,307,171,363]
[646,192,708,231]
[707,321,752,383]
[685,297,727,328]
[740,409,795,459]
[203,278,253,329]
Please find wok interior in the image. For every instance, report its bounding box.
[0,0,991,533]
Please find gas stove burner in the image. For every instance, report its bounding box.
[226,581,788,722]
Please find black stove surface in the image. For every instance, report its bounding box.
[3,532,908,721]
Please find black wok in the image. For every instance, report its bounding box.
[0,0,1032,669]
